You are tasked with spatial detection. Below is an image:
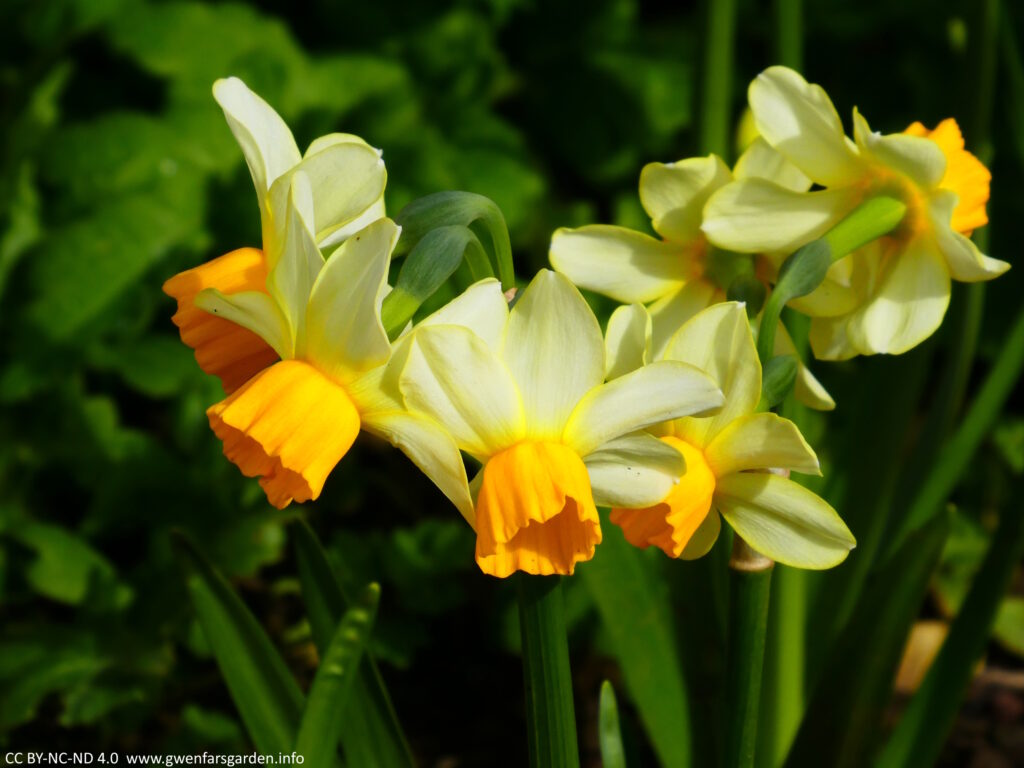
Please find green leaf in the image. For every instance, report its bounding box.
[87,337,201,398]
[876,483,1024,768]
[759,355,797,410]
[578,516,691,767]
[295,583,381,768]
[173,532,304,755]
[599,681,627,768]
[292,522,414,768]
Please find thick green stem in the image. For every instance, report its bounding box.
[700,0,738,158]
[774,0,802,70]
[516,575,580,768]
[724,538,773,768]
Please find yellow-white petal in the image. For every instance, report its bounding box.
[194,288,292,360]
[662,302,760,447]
[852,108,945,188]
[503,270,604,438]
[705,412,820,477]
[418,278,509,353]
[605,303,651,380]
[361,407,475,526]
[648,280,718,359]
[563,361,723,456]
[716,473,855,569]
[267,172,323,336]
[775,322,835,411]
[399,325,524,459]
[266,141,387,253]
[748,66,864,187]
[808,314,860,361]
[930,193,1010,281]
[549,225,688,303]
[584,432,686,508]
[733,137,812,192]
[302,218,395,378]
[680,510,721,560]
[638,155,732,243]
[212,77,301,195]
[788,254,869,318]
[846,239,951,355]
[702,178,855,253]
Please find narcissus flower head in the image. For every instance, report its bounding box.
[702,66,1009,359]
[396,269,726,577]
[607,301,855,569]
[548,144,834,411]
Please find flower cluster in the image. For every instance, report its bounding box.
[165,66,1007,577]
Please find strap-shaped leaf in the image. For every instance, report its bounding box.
[294,583,381,768]
[172,532,304,755]
[599,681,627,768]
[291,522,414,768]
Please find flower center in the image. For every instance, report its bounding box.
[474,441,601,577]
[610,436,716,558]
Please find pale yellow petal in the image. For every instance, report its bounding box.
[705,412,820,477]
[605,303,652,380]
[638,155,732,242]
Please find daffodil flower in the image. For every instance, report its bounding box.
[548,144,834,410]
[608,301,855,568]
[394,269,726,577]
[163,77,387,392]
[702,66,1009,359]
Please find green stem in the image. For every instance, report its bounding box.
[774,0,802,70]
[700,0,739,158]
[516,575,580,768]
[723,537,773,768]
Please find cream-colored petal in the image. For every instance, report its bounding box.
[194,288,292,360]
[648,280,719,359]
[399,325,525,459]
[267,172,324,337]
[775,322,835,411]
[846,239,951,355]
[662,302,760,446]
[563,361,723,456]
[502,270,605,438]
[930,193,1010,281]
[733,137,812,192]
[212,77,301,195]
[605,303,652,380]
[549,225,688,303]
[852,109,945,188]
[716,473,855,569]
[361,407,475,526]
[748,66,865,187]
[705,412,820,477]
[788,254,868,318]
[638,155,732,242]
[585,432,686,508]
[808,314,860,361]
[301,218,395,378]
[418,278,509,353]
[680,510,721,560]
[702,178,855,253]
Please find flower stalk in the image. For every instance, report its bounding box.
[516,575,580,768]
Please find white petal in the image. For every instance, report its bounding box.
[716,473,855,569]
[399,325,524,459]
[648,280,719,359]
[680,510,721,560]
[301,218,395,378]
[585,433,686,508]
[361,408,475,526]
[267,172,324,336]
[502,270,604,437]
[808,315,860,361]
[605,303,652,380]
[638,155,732,242]
[265,141,387,253]
[930,193,1010,281]
[213,77,301,195]
[748,66,865,187]
[418,278,509,353]
[733,137,812,192]
[563,361,723,456]
[846,239,951,355]
[662,302,760,446]
[852,109,945,188]
[549,225,688,303]
[775,322,835,411]
[702,178,854,253]
[194,288,292,359]
[705,412,820,477]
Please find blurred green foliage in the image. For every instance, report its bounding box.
[1,0,1023,764]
